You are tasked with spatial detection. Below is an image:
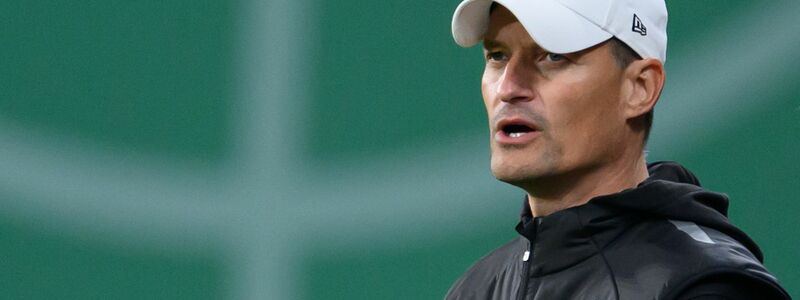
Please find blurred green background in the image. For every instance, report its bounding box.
[1,0,797,299]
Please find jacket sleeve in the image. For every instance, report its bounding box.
[675,273,791,300]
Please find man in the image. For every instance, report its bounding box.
[445,0,790,299]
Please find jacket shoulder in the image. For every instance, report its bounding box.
[604,219,787,299]
[445,237,525,300]
[661,223,790,299]
[673,271,791,299]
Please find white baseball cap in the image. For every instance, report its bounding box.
[451,0,668,62]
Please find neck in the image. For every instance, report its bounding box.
[526,154,649,217]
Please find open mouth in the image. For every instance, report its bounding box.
[494,118,540,145]
[502,123,535,138]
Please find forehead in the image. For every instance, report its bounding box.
[483,5,540,50]
[487,4,518,30]
[482,5,614,61]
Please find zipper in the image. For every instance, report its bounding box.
[516,241,532,300]
[517,217,540,300]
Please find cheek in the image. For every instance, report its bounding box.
[481,73,498,119]
[541,79,621,151]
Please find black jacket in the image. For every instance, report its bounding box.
[445,162,790,300]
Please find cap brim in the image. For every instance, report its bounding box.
[452,0,612,54]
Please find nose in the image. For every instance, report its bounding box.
[496,59,536,103]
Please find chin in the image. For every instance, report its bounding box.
[492,158,538,186]
[490,150,560,187]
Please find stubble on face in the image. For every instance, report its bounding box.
[481,6,629,195]
[489,105,562,186]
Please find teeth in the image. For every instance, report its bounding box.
[509,132,525,138]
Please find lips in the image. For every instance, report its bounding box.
[494,118,541,145]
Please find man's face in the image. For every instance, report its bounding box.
[482,6,630,189]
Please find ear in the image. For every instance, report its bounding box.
[622,58,665,120]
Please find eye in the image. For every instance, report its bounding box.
[546,53,565,62]
[486,51,508,62]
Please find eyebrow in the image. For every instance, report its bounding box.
[482,40,502,50]
[482,39,549,56]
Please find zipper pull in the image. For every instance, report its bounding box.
[522,250,530,262]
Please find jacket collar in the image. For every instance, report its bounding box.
[513,161,708,276]
[512,161,762,276]
[515,192,642,276]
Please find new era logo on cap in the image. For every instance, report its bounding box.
[452,0,668,62]
[632,14,647,36]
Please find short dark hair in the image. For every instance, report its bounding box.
[607,38,653,144]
